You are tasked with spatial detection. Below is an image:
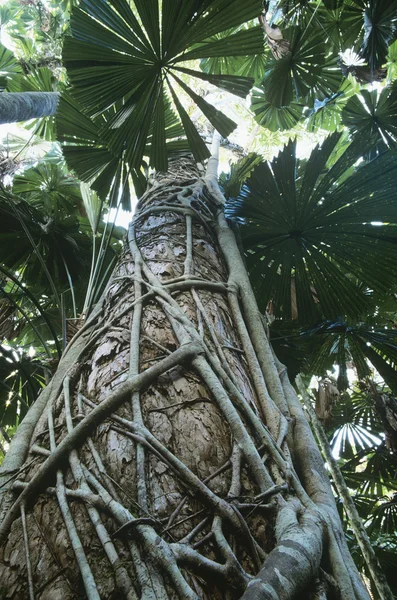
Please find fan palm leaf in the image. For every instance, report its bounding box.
[0,185,92,295]
[0,345,47,428]
[226,133,397,323]
[61,0,264,174]
[302,320,397,394]
[358,0,397,73]
[342,81,397,153]
[341,444,397,496]
[258,25,342,109]
[0,42,22,90]
[251,86,304,131]
[12,162,83,217]
[306,75,359,132]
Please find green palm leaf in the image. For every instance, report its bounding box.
[0,262,61,356]
[251,86,304,131]
[306,76,359,132]
[0,186,92,295]
[341,444,397,496]
[387,39,397,80]
[260,25,342,109]
[0,42,22,89]
[302,320,397,393]
[358,0,397,72]
[12,162,83,216]
[0,346,47,428]
[368,496,397,535]
[226,134,397,323]
[315,3,364,52]
[62,0,263,173]
[342,81,397,152]
[56,93,139,204]
[220,152,264,199]
[199,26,269,82]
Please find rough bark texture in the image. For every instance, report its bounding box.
[0,158,370,600]
[0,92,59,124]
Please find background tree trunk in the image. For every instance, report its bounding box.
[0,92,59,124]
[0,158,370,600]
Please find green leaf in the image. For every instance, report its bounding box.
[62,0,261,171]
[316,3,364,52]
[360,0,397,72]
[0,43,22,84]
[168,80,210,164]
[306,76,359,132]
[170,72,237,138]
[227,137,397,322]
[178,26,264,62]
[56,93,132,202]
[173,65,255,98]
[342,82,397,151]
[0,184,92,296]
[302,320,397,394]
[221,153,264,199]
[0,347,47,429]
[387,39,397,80]
[261,26,342,109]
[251,86,304,131]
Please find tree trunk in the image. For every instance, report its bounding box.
[0,92,59,124]
[0,157,370,600]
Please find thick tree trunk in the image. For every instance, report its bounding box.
[0,92,59,124]
[0,157,370,600]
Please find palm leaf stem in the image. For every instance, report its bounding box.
[59,253,77,319]
[82,232,96,317]
[12,129,36,163]
[310,6,342,51]
[85,159,131,316]
[83,201,120,317]
[299,0,322,44]
[92,252,118,308]
[88,204,120,313]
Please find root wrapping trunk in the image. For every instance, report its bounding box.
[0,158,370,600]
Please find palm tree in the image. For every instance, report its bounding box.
[0,90,59,124]
[0,1,65,126]
[0,1,396,599]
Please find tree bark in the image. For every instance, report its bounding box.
[0,92,59,124]
[0,157,370,599]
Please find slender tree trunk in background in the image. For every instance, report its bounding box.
[0,92,59,124]
[0,156,370,600]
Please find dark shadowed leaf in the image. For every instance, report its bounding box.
[61,0,263,173]
[227,134,397,323]
[342,81,397,152]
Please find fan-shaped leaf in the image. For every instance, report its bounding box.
[359,0,397,72]
[342,82,397,152]
[261,25,342,109]
[251,86,304,131]
[62,0,263,173]
[227,135,397,322]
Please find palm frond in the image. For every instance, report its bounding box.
[342,82,397,155]
[227,135,397,323]
[0,345,47,428]
[61,0,264,173]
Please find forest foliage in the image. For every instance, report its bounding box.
[1,0,397,595]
